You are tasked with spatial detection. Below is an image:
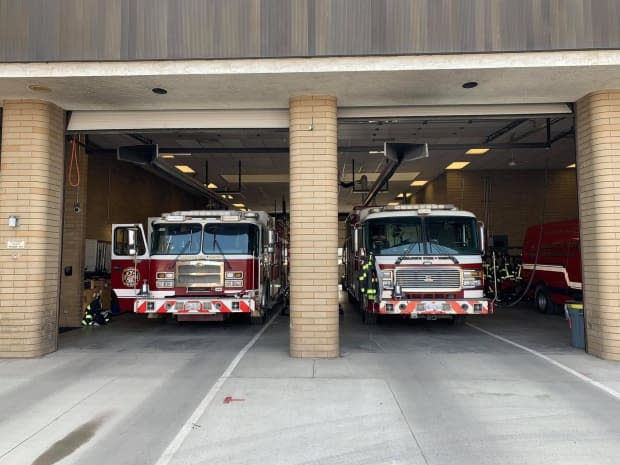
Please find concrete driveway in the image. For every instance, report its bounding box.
[1,302,619,465]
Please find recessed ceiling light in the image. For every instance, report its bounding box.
[411,180,428,186]
[175,165,195,174]
[152,87,168,94]
[446,161,470,170]
[462,81,478,89]
[396,193,405,198]
[466,148,490,155]
[387,202,400,206]
[207,182,218,189]
[566,163,576,168]
[233,203,245,208]
[160,154,175,159]
[28,84,51,92]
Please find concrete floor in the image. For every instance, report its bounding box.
[1,301,619,465]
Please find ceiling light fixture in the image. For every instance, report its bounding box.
[160,154,175,159]
[462,81,478,89]
[446,161,470,170]
[410,180,428,186]
[233,203,245,208]
[387,202,400,206]
[175,165,195,174]
[207,182,218,189]
[566,163,576,169]
[466,148,490,155]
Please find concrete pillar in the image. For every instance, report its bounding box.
[59,137,88,328]
[0,100,65,357]
[289,96,339,358]
[576,90,620,361]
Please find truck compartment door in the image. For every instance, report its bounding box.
[111,224,150,312]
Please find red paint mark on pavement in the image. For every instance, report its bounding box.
[223,396,245,404]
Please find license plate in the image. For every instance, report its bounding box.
[184,301,201,312]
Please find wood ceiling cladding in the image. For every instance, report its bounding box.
[0,0,619,62]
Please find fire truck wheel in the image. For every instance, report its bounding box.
[362,311,377,325]
[534,285,555,314]
[251,312,266,325]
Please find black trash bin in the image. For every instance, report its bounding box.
[565,301,585,349]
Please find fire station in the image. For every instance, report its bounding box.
[1,0,620,364]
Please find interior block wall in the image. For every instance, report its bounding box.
[421,169,578,248]
[576,90,620,361]
[0,100,65,358]
[289,95,339,358]
[85,156,204,242]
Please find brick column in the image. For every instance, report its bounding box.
[289,96,339,358]
[0,100,65,357]
[576,90,620,361]
[59,137,88,328]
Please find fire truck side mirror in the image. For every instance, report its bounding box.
[128,229,137,256]
[353,227,360,253]
[479,222,486,254]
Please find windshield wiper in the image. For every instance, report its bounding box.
[395,242,420,265]
[212,235,231,269]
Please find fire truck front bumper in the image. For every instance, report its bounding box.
[134,297,256,315]
[379,299,492,317]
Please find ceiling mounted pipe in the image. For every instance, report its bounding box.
[362,143,429,207]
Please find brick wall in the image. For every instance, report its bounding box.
[59,137,88,328]
[289,96,339,358]
[0,100,65,358]
[576,90,620,361]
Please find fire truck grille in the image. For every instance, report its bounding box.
[395,267,462,291]
[176,261,223,287]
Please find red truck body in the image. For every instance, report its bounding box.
[111,210,288,322]
[521,219,581,313]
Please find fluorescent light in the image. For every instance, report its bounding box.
[207,182,218,189]
[369,150,385,154]
[233,203,245,208]
[387,202,400,206]
[175,165,195,174]
[160,154,175,159]
[396,193,404,198]
[446,161,470,170]
[411,180,428,186]
[466,148,490,155]
[566,163,576,168]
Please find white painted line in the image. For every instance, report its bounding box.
[154,313,280,465]
[467,323,620,402]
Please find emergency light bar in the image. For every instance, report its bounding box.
[367,204,457,214]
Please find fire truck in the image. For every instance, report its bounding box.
[342,204,492,324]
[521,219,581,313]
[111,210,288,323]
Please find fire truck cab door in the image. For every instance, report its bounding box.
[111,224,150,312]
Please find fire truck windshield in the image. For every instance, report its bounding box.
[366,216,479,256]
[151,223,202,255]
[151,222,260,256]
[203,223,259,256]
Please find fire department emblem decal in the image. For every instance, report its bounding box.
[122,267,140,287]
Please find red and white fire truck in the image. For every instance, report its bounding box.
[111,210,288,323]
[521,219,581,313]
[342,204,492,324]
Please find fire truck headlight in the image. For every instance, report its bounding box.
[225,271,244,279]
[381,270,393,288]
[156,272,175,279]
[463,270,483,288]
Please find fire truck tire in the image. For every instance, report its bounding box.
[534,285,555,314]
[362,311,377,325]
[261,282,271,310]
[251,311,266,325]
